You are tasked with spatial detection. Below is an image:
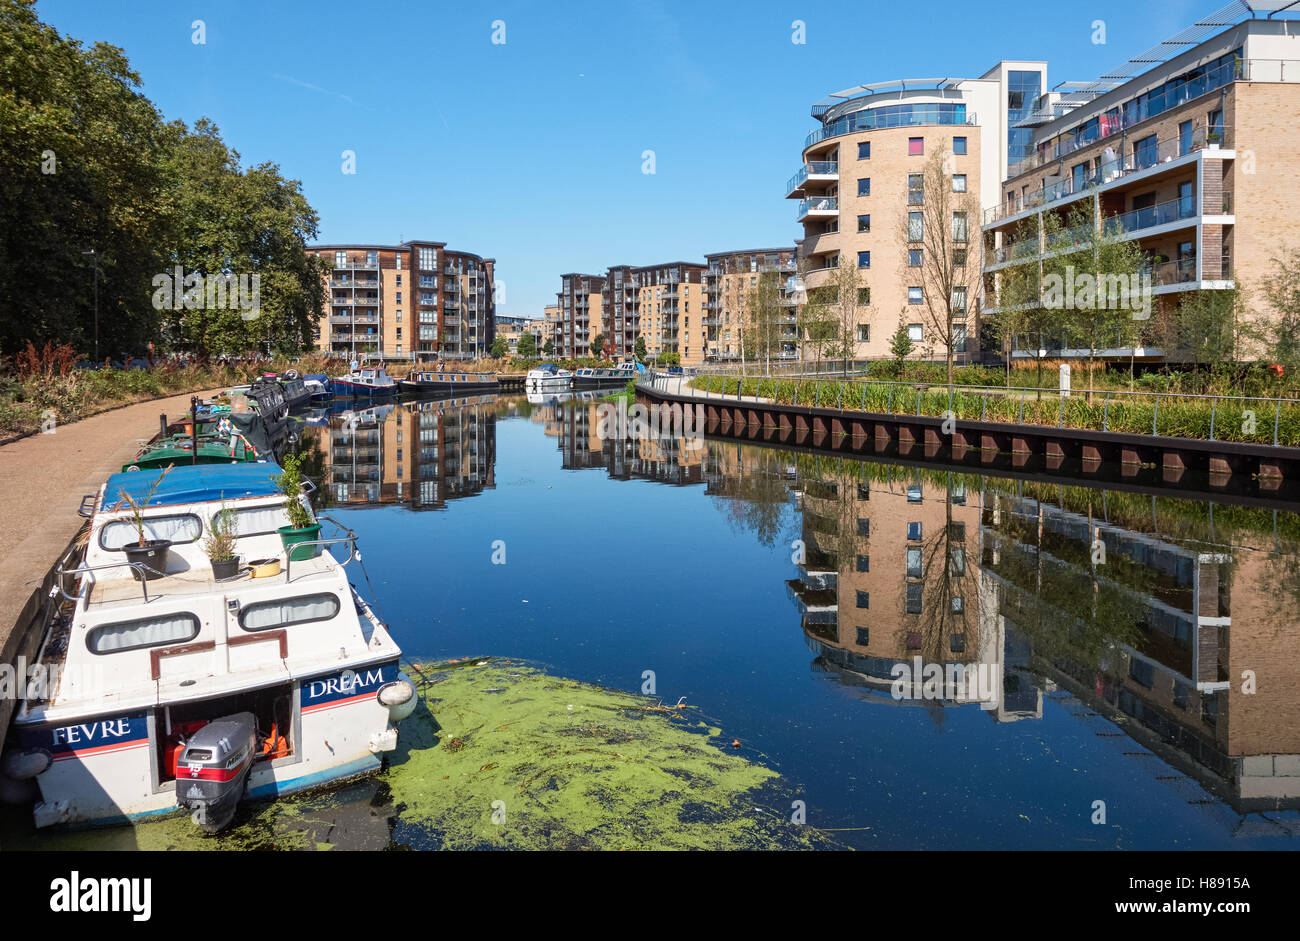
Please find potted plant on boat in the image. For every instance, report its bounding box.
[274,453,321,561]
[112,464,175,581]
[203,502,240,580]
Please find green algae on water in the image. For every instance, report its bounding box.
[385,658,835,850]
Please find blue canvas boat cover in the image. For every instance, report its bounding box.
[103,463,284,509]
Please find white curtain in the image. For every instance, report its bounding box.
[89,613,199,653]
[241,593,339,631]
[100,515,201,549]
[230,506,290,537]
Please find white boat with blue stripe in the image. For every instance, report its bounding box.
[5,463,415,832]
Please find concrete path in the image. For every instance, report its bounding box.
[643,375,773,403]
[0,389,224,726]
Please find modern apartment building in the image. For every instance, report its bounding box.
[556,273,605,358]
[630,261,707,364]
[982,10,1300,360]
[702,248,799,362]
[311,241,495,360]
[599,265,638,359]
[789,67,1030,360]
[493,315,541,355]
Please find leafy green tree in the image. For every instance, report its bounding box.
[634,335,647,362]
[590,333,605,358]
[517,332,537,357]
[1243,247,1300,387]
[490,335,509,358]
[542,337,555,356]
[889,317,914,378]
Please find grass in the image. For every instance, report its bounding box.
[0,349,345,441]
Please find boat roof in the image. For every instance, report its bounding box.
[103,463,285,509]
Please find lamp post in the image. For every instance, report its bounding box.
[81,249,99,362]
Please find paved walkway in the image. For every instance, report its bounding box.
[643,375,773,403]
[0,389,224,717]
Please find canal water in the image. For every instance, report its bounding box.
[7,391,1300,849]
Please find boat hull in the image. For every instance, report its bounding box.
[16,660,403,829]
[328,379,397,398]
[399,379,499,396]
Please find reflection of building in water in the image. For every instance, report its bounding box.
[783,461,1031,720]
[319,398,496,510]
[531,398,706,485]
[980,487,1300,811]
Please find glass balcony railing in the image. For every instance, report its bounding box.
[785,161,838,194]
[1106,195,1198,236]
[986,128,1232,224]
[805,105,975,149]
[797,196,838,221]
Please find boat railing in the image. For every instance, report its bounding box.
[56,560,155,604]
[77,493,99,518]
[284,517,357,582]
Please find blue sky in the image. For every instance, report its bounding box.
[38,0,1205,317]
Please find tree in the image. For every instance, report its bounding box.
[1152,285,1243,373]
[805,259,865,377]
[490,335,509,358]
[896,148,983,386]
[889,318,914,378]
[517,332,537,358]
[634,335,647,362]
[1042,201,1147,397]
[1243,247,1300,384]
[590,333,605,358]
[542,337,555,356]
[740,269,785,374]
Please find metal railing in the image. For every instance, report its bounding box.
[786,161,839,194]
[57,560,155,603]
[665,373,1300,445]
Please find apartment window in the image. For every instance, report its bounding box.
[907,173,924,205]
[907,521,922,540]
[1128,656,1155,689]
[905,584,923,615]
[366,251,377,266]
[857,178,871,196]
[857,251,871,269]
[857,518,870,537]
[395,274,403,286]
[1133,134,1158,169]
[949,634,966,654]
[907,485,922,503]
[908,249,923,267]
[419,247,436,270]
[1208,108,1224,140]
[396,327,402,339]
[857,214,870,232]
[906,547,923,578]
[953,248,967,267]
[1178,119,1194,156]
[908,137,924,156]
[857,324,870,342]
[856,554,870,573]
[951,596,964,613]
[908,287,923,306]
[952,174,967,192]
[855,627,870,646]
[949,545,966,576]
[396,291,402,304]
[857,287,870,305]
[953,136,967,155]
[395,254,402,270]
[334,251,346,268]
[396,344,402,353]
[855,591,870,610]
[952,211,968,242]
[907,212,923,241]
[952,286,967,314]
[396,310,402,321]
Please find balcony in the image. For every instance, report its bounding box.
[805,106,976,150]
[785,161,839,198]
[1106,195,1199,237]
[797,196,838,223]
[986,129,1234,227]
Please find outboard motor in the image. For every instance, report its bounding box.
[175,712,257,834]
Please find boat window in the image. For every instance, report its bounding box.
[239,593,341,631]
[99,514,201,551]
[228,505,291,537]
[87,612,201,654]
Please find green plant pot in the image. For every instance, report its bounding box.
[278,523,322,562]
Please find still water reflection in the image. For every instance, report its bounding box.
[289,393,1300,848]
[10,392,1298,850]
